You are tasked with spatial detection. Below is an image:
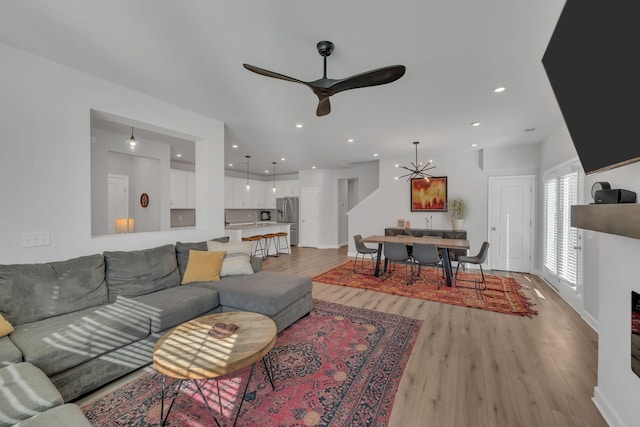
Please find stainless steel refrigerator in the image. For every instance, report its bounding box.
[276,197,299,246]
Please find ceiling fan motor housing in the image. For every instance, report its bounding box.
[316,40,334,56]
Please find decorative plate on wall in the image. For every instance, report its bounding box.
[140,193,149,208]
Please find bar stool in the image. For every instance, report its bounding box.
[263,233,280,257]
[242,235,266,258]
[275,232,290,255]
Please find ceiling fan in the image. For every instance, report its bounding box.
[243,40,406,116]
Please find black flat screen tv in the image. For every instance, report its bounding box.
[542,0,640,175]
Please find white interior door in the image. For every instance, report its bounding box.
[488,175,533,272]
[300,187,319,248]
[108,174,129,234]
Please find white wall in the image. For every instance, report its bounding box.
[0,42,225,263]
[540,123,640,427]
[299,160,379,248]
[587,162,640,427]
[347,145,540,257]
[91,127,170,235]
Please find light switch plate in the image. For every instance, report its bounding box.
[21,231,50,247]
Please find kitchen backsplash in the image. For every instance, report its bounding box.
[170,209,196,227]
[226,209,277,224]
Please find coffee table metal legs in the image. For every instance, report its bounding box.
[160,376,190,426]
[159,355,276,427]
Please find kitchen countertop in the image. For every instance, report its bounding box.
[224,222,290,230]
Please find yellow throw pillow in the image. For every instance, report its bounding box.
[181,250,226,284]
[0,314,14,337]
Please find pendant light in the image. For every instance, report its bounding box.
[245,156,251,191]
[272,161,277,194]
[395,141,436,181]
[127,127,140,152]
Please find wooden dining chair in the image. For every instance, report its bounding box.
[382,242,412,285]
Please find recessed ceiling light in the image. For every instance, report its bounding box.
[231,144,238,148]
[296,123,303,128]
[312,165,316,169]
[493,86,506,93]
[280,157,286,161]
[394,164,400,168]
[471,122,481,127]
[347,138,354,143]
[176,153,182,158]
[228,163,233,167]
[265,170,269,174]
[373,153,379,157]
[471,143,478,147]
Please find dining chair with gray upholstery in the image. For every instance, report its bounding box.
[353,234,378,274]
[382,241,412,285]
[455,241,490,290]
[411,243,444,288]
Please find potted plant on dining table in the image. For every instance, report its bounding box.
[450,198,467,230]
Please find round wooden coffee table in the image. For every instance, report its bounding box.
[153,311,277,426]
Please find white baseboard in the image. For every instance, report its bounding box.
[581,309,599,333]
[593,386,626,427]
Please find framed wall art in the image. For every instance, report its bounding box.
[410,176,447,212]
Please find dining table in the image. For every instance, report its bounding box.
[360,235,470,287]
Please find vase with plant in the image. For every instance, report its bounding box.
[450,198,467,230]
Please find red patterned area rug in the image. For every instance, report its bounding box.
[81,299,422,427]
[314,260,537,317]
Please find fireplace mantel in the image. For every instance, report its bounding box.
[571,204,640,239]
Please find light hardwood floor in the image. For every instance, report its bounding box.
[263,246,607,427]
[78,246,607,427]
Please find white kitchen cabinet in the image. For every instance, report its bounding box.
[278,179,300,197]
[225,176,274,208]
[264,183,277,208]
[224,177,235,208]
[186,171,196,208]
[233,177,252,208]
[170,169,196,209]
[251,179,265,208]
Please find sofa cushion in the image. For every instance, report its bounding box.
[181,250,226,284]
[0,254,108,325]
[104,244,180,303]
[206,241,254,277]
[9,304,151,377]
[122,285,220,333]
[0,336,22,363]
[17,404,92,427]
[175,236,230,278]
[0,362,63,427]
[189,270,312,316]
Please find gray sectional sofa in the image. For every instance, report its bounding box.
[0,238,312,424]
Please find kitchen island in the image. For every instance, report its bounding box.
[224,222,292,256]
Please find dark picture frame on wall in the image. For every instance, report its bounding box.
[411,176,447,212]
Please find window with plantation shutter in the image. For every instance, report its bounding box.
[543,161,582,292]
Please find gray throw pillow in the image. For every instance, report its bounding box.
[175,236,230,279]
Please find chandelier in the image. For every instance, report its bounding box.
[395,141,436,181]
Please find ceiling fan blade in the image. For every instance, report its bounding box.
[243,64,308,86]
[328,65,406,94]
[316,96,331,116]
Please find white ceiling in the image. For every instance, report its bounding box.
[0,0,566,177]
